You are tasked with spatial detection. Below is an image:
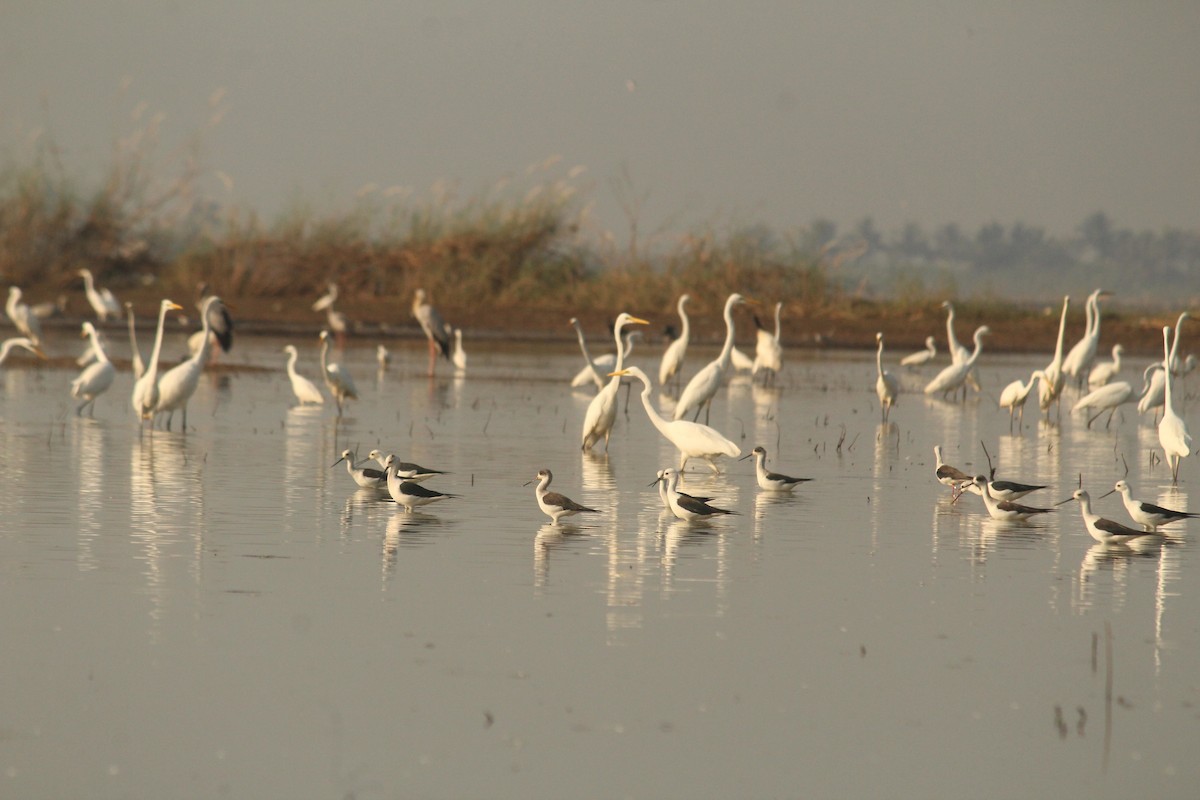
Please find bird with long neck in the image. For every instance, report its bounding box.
[131,299,183,422]
[658,294,691,388]
[875,332,898,423]
[581,313,649,451]
[569,317,606,390]
[1063,289,1109,389]
[674,293,748,423]
[154,295,222,430]
[71,322,115,416]
[125,302,145,380]
[1039,295,1070,417]
[1159,325,1192,484]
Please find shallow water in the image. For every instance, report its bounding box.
[1,331,1198,799]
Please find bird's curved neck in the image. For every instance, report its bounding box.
[146,304,172,378]
[635,376,670,435]
[573,322,598,370]
[320,338,331,372]
[87,328,110,364]
[678,300,690,337]
[773,304,782,339]
[876,340,885,374]
[613,323,630,372]
[966,332,985,365]
[1163,330,1175,408]
[191,300,215,364]
[286,350,298,374]
[717,298,738,365]
[945,306,960,350]
[1052,298,1069,360]
[1169,317,1186,364]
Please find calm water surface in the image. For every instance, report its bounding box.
[1,330,1198,798]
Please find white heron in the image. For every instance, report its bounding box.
[412,288,452,373]
[739,445,811,492]
[730,346,755,372]
[971,476,1055,522]
[612,366,740,473]
[70,322,115,416]
[1159,325,1191,484]
[130,299,183,422]
[1058,489,1162,545]
[312,282,339,313]
[900,336,937,368]
[312,283,348,341]
[376,344,391,370]
[674,293,748,422]
[1101,480,1198,532]
[657,467,736,520]
[383,454,456,512]
[581,313,649,452]
[1071,379,1139,429]
[941,301,969,365]
[6,287,42,345]
[998,370,1045,433]
[452,329,467,371]
[124,302,145,380]
[924,326,989,402]
[319,329,358,416]
[875,331,899,423]
[0,336,45,366]
[1039,295,1071,417]
[283,344,325,405]
[1062,288,1110,390]
[1168,311,1190,375]
[154,295,223,430]
[78,268,121,321]
[1087,344,1123,388]
[1140,355,1196,418]
[752,302,784,385]
[570,322,641,389]
[658,293,691,388]
[331,449,387,489]
[525,469,599,525]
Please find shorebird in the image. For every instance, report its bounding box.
[971,476,1055,521]
[740,446,812,492]
[365,450,447,483]
[331,449,387,489]
[933,445,972,491]
[1101,480,1199,532]
[657,467,737,520]
[384,454,456,512]
[1058,489,1163,545]
[525,469,599,525]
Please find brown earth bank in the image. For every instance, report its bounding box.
[13,288,1191,359]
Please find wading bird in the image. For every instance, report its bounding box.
[412,288,452,374]
[752,301,783,385]
[875,332,899,423]
[1087,344,1123,388]
[582,313,649,452]
[674,293,749,423]
[740,445,812,492]
[155,295,223,431]
[452,329,467,371]
[384,454,456,512]
[971,475,1055,522]
[319,330,357,416]
[6,287,42,345]
[1158,325,1191,484]
[1101,480,1198,532]
[0,337,45,367]
[1062,288,1110,390]
[365,449,448,483]
[78,268,121,322]
[924,326,989,402]
[125,302,145,380]
[70,322,115,416]
[1039,295,1070,418]
[131,299,183,423]
[998,370,1045,433]
[526,469,599,525]
[283,344,325,406]
[900,336,937,368]
[1058,489,1163,545]
[933,445,971,491]
[332,449,387,489]
[658,294,691,389]
[657,467,736,520]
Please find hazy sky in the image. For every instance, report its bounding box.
[4,2,1199,244]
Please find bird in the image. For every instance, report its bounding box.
[365,450,448,483]
[78,268,121,322]
[924,326,989,402]
[188,284,234,358]
[1167,312,1190,375]
[283,344,324,405]
[376,344,391,370]
[570,324,641,389]
[1062,288,1111,390]
[650,468,713,510]
[740,445,812,492]
[933,445,972,491]
[674,293,749,423]
[1158,325,1192,484]
[998,370,1045,433]
[1087,344,1123,388]
[1139,356,1197,418]
[154,295,223,430]
[657,467,736,520]
[1101,480,1198,532]
[452,329,467,371]
[312,282,339,313]
[658,293,691,389]
[874,332,899,423]
[70,322,115,416]
[312,283,348,342]
[956,476,1046,502]
[525,468,599,525]
[412,288,452,372]
[752,302,784,385]
[318,330,358,416]
[581,313,649,452]
[971,476,1055,521]
[612,366,740,474]
[0,336,45,366]
[29,294,67,320]
[1058,489,1163,545]
[384,454,456,512]
[130,299,183,422]
[729,346,755,372]
[6,287,42,345]
[125,302,145,380]
[331,449,387,489]
[1071,380,1138,429]
[1039,295,1071,417]
[900,336,937,368]
[941,301,970,366]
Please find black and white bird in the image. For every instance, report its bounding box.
[525,468,599,525]
[331,449,387,489]
[658,467,737,520]
[971,476,1055,522]
[1058,489,1163,545]
[412,288,452,367]
[740,446,812,492]
[366,450,448,484]
[384,454,456,512]
[933,445,972,491]
[1102,480,1198,532]
[956,476,1046,503]
[189,283,234,358]
[650,469,713,511]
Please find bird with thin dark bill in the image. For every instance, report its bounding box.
[933,445,972,492]
[657,467,737,520]
[1057,489,1164,545]
[740,446,812,492]
[1102,480,1198,532]
[526,469,599,525]
[971,476,1055,522]
[412,288,452,374]
[384,454,456,512]
[331,449,387,489]
[366,449,448,483]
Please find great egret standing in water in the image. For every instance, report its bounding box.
[674,293,748,423]
[658,293,691,389]
[1159,325,1191,484]
[78,268,121,321]
[875,332,898,423]
[131,299,183,422]
[70,322,115,416]
[283,344,325,406]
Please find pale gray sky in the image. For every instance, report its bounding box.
[4,1,1199,243]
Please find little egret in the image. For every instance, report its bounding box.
[78,268,121,321]
[658,294,691,389]
[875,332,899,423]
[900,336,937,368]
[70,322,115,416]
[131,299,183,422]
[525,469,599,525]
[1101,480,1198,532]
[674,292,749,422]
[155,295,223,430]
[6,287,42,345]
[612,366,740,474]
[283,344,325,405]
[319,330,357,416]
[1158,325,1191,484]
[582,313,649,451]
[740,445,811,492]
[1057,489,1162,545]
[924,326,989,402]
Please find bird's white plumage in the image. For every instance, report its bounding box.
[6,287,42,345]
[79,268,121,321]
[582,313,648,451]
[283,344,325,405]
[659,293,691,387]
[319,330,357,415]
[1159,325,1191,483]
[1087,344,1123,388]
[131,299,183,421]
[675,293,747,421]
[924,326,989,399]
[900,336,937,367]
[70,322,115,415]
[874,331,898,422]
[154,296,222,429]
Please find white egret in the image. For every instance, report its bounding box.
[1087,344,1123,388]
[452,328,467,371]
[612,366,740,473]
[924,326,989,402]
[1168,311,1190,375]
[131,299,183,422]
[582,313,649,452]
[125,302,145,380]
[1071,380,1139,429]
[752,302,784,385]
[998,370,1045,433]
[1158,325,1191,484]
[155,295,222,430]
[674,293,748,422]
[1062,288,1110,389]
[657,467,736,520]
[570,323,641,389]
[1058,489,1162,545]
[730,346,755,372]
[332,449,387,489]
[319,330,358,416]
[875,332,899,423]
[30,294,67,320]
[365,449,447,483]
[1101,480,1198,532]
[900,336,937,368]
[1039,295,1071,417]
[933,445,971,491]
[658,293,691,388]
[376,344,391,370]
[312,282,339,313]
[739,445,812,492]
[6,287,42,345]
[971,476,1055,521]
[384,454,456,512]
[525,469,599,525]
[0,336,45,366]
[283,345,325,405]
[70,322,115,416]
[412,288,452,372]
[78,268,121,321]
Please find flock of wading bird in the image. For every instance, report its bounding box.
[2,276,1196,541]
